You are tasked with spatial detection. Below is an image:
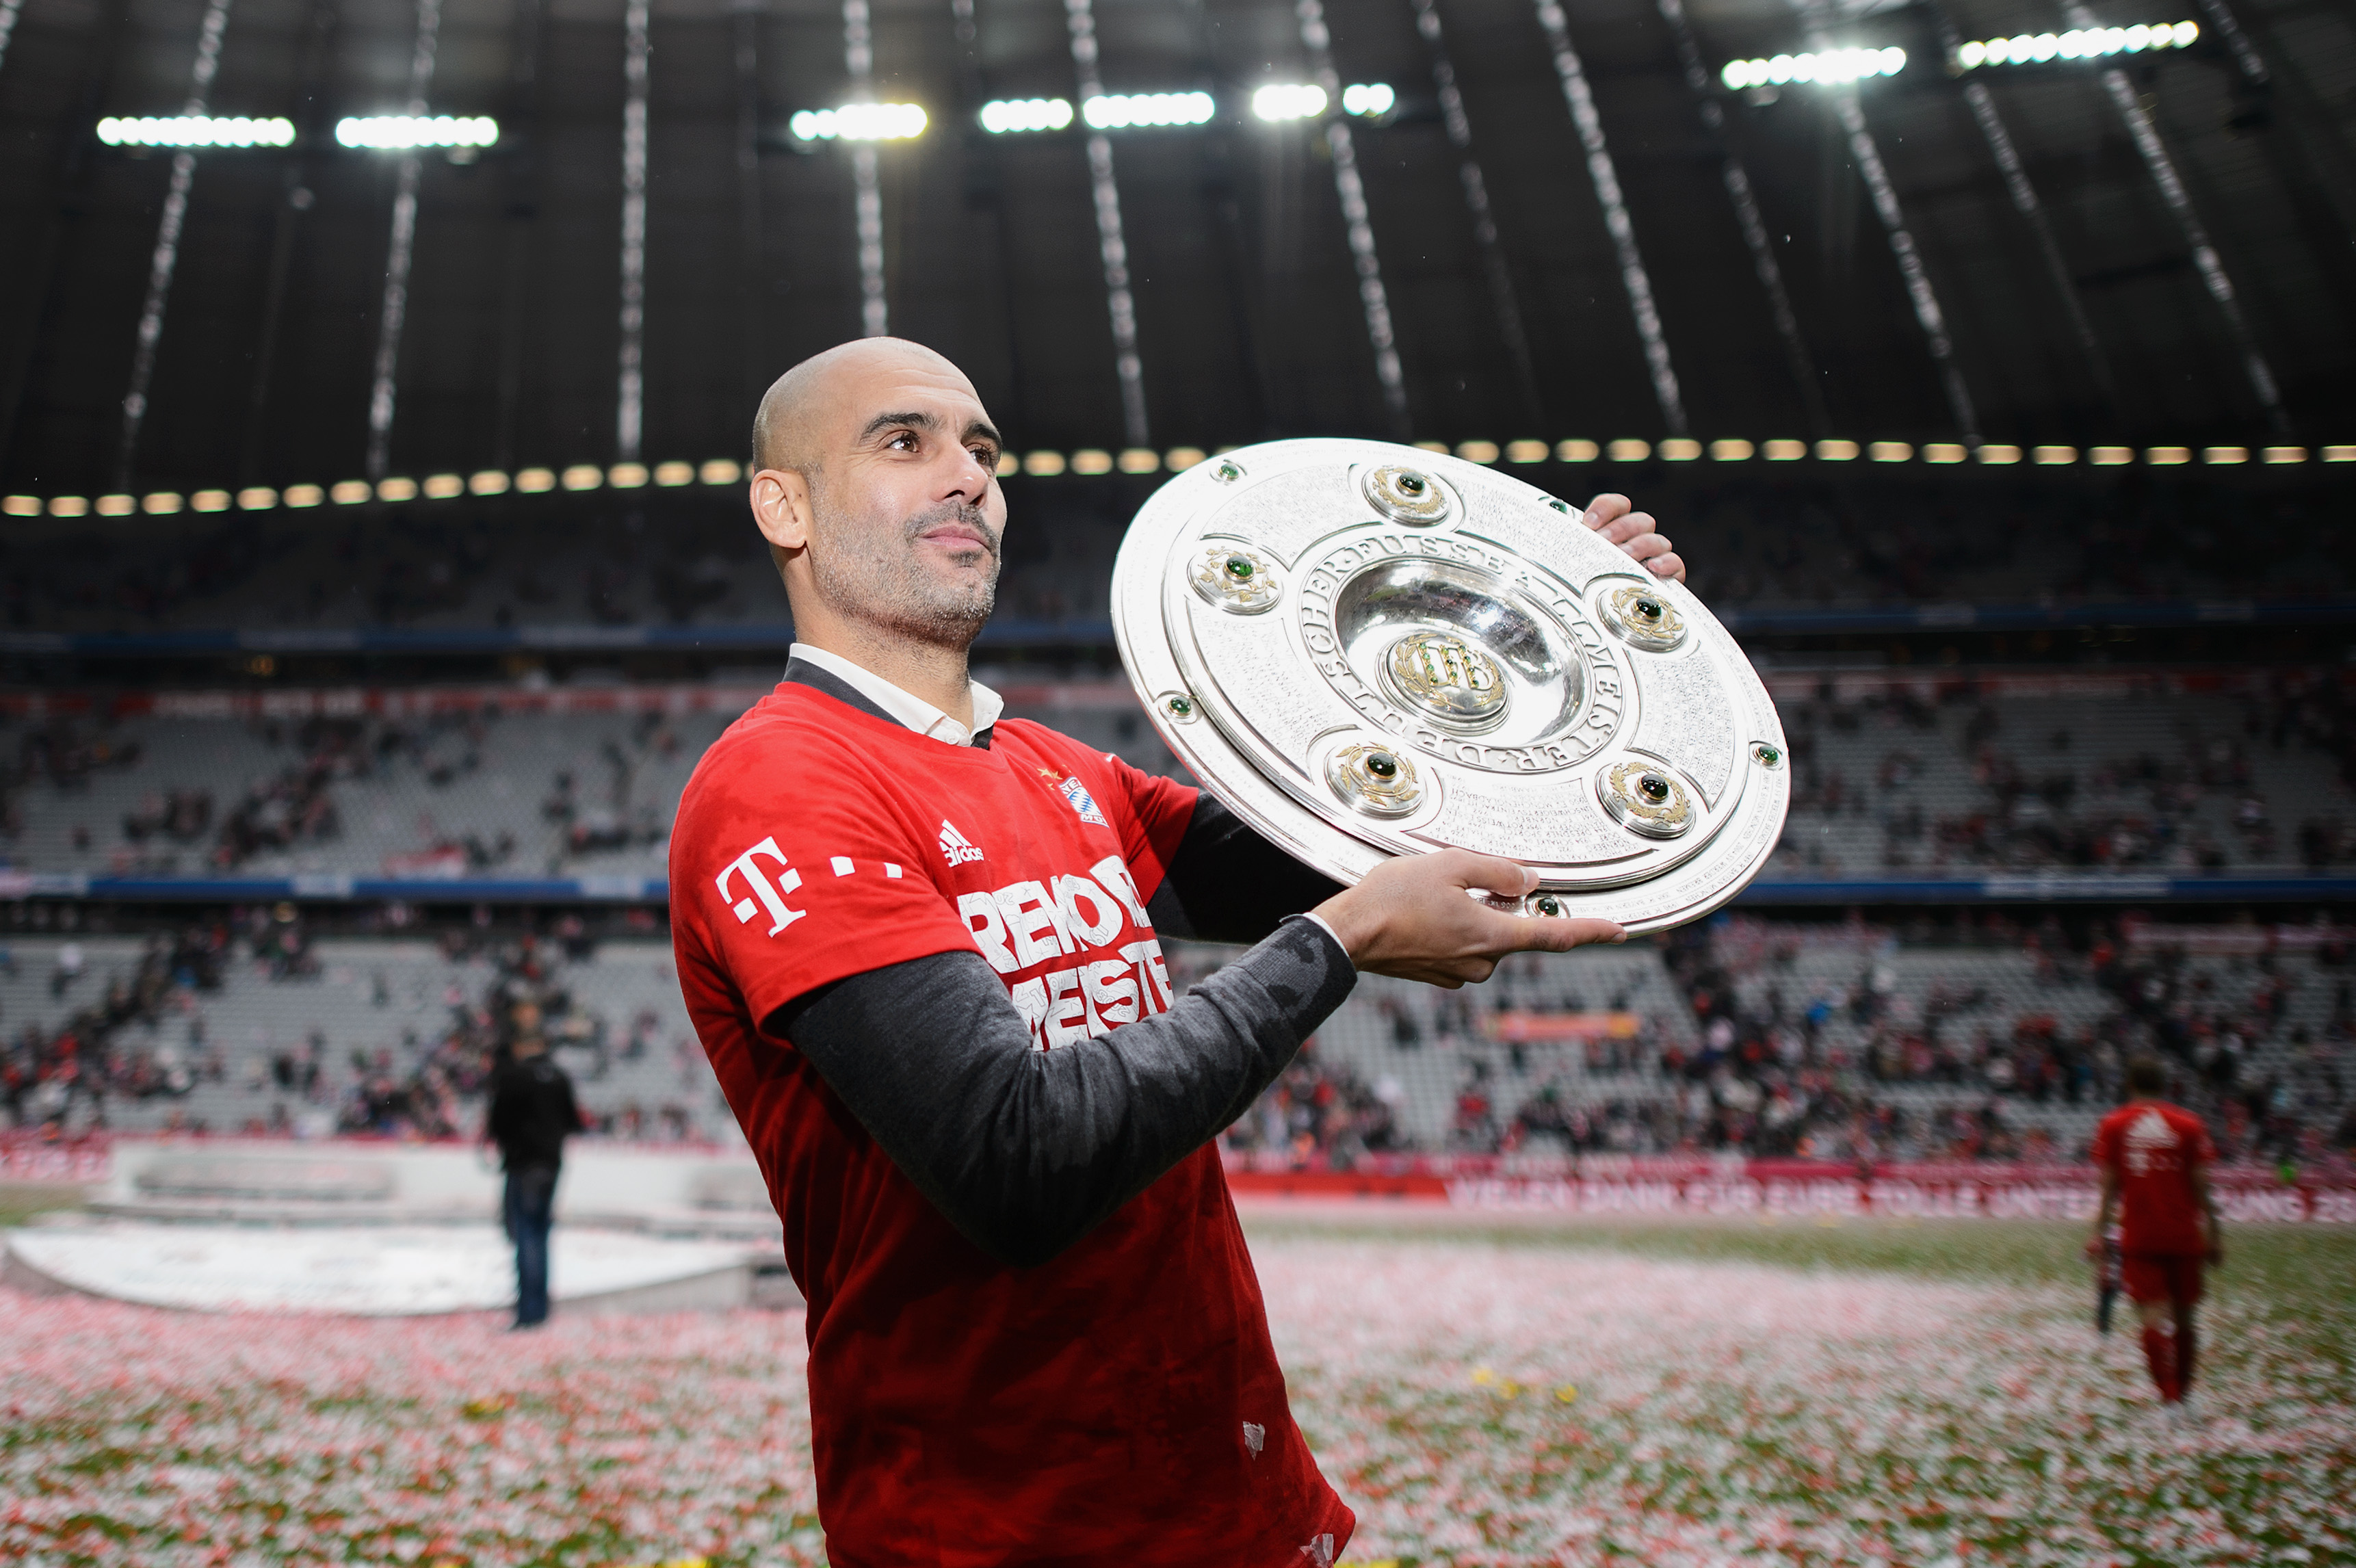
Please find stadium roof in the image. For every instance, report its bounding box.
[1,0,2351,495]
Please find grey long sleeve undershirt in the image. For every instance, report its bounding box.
[776,913,1354,1268]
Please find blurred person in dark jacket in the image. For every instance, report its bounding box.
[485,1002,586,1329]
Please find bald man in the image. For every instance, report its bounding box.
[669,339,1686,1565]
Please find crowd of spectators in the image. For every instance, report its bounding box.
[1,922,233,1134]
[1773,678,2353,876]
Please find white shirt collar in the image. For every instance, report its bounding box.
[788,642,1004,747]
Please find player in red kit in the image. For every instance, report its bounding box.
[2089,1055,2223,1418]
[668,338,1688,1564]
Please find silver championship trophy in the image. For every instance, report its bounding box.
[1111,439,1790,932]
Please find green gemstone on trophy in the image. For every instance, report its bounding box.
[1225,554,1253,579]
[1365,752,1398,779]
[1536,896,1564,917]
[1640,773,1670,802]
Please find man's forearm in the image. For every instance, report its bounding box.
[1147,794,1344,945]
[777,914,1354,1267]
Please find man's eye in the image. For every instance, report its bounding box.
[888,432,919,451]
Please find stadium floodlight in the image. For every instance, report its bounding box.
[98,116,296,148]
[335,115,499,149]
[1251,83,1327,122]
[1721,47,1904,90]
[1080,92,1215,130]
[1955,21,2195,69]
[980,98,1073,134]
[789,103,928,142]
[1341,83,1395,117]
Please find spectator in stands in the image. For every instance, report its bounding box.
[484,1003,586,1331]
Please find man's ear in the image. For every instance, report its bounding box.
[750,467,814,554]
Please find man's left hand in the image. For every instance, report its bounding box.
[1584,493,1684,582]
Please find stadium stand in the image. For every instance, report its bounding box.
[3,669,2346,885]
[8,911,2347,1171]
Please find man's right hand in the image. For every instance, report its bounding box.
[1311,849,1625,989]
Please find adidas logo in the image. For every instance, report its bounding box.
[939,819,984,866]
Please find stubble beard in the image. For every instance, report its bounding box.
[809,489,1001,652]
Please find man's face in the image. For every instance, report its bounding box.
[801,352,1008,649]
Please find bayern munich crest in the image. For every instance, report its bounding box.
[1109,439,1791,932]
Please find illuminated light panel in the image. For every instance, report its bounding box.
[560,465,603,491]
[2033,445,2078,465]
[1023,450,1066,476]
[1341,83,1395,117]
[1081,92,1213,130]
[653,460,694,486]
[1163,447,1206,470]
[335,115,499,149]
[1070,449,1114,475]
[376,478,418,501]
[190,488,231,511]
[2090,446,2134,465]
[1954,21,2196,70]
[2323,445,2356,462]
[99,116,296,148]
[236,486,277,510]
[994,452,1020,477]
[142,491,183,514]
[1505,440,1549,463]
[1,495,37,517]
[1118,448,1161,473]
[1924,443,1968,464]
[1816,439,1860,461]
[1654,438,1699,461]
[1456,440,1501,463]
[609,462,649,488]
[980,98,1073,134]
[422,473,465,499]
[1721,47,1905,90]
[1763,439,1807,460]
[96,495,135,516]
[1976,445,2022,465]
[2262,445,2306,464]
[1710,439,1755,461]
[2203,445,2247,465]
[2145,446,2190,465]
[698,459,742,484]
[282,484,324,508]
[789,103,927,142]
[1869,441,1913,462]
[1412,441,1450,454]
[1251,83,1327,122]
[1554,439,1599,462]
[469,470,510,495]
[1608,439,1652,462]
[516,467,557,493]
[51,496,91,517]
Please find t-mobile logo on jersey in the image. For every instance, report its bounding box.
[716,837,807,937]
[938,819,985,866]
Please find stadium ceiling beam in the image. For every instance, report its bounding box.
[1296,0,1411,441]
[1406,0,1543,432]
[616,0,651,463]
[1532,0,1688,439]
[1784,0,1981,445]
[363,0,444,482]
[239,0,338,487]
[116,0,235,489]
[846,0,886,338]
[2058,0,2287,434]
[1064,0,1150,449]
[1924,0,2120,421]
[1652,0,1827,438]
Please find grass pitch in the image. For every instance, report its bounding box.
[3,1207,2349,1566]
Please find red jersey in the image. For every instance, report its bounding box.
[2091,1099,2216,1255]
[669,681,1352,1567]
